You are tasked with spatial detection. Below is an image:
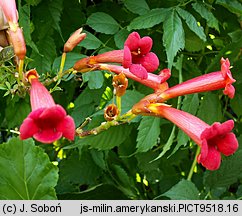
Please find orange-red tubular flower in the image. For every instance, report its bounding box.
[159,58,235,102]
[123,32,159,79]
[20,70,75,144]
[0,0,18,25]
[64,28,86,53]
[98,64,170,91]
[147,103,238,170]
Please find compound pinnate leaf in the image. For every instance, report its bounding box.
[80,31,102,50]
[127,8,170,30]
[0,138,58,200]
[65,124,132,150]
[87,12,119,35]
[192,2,220,32]
[30,35,56,74]
[124,0,150,15]
[163,10,185,68]
[176,7,206,41]
[216,0,242,15]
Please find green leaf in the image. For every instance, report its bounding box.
[30,36,56,74]
[124,0,150,15]
[65,124,132,150]
[0,138,58,200]
[231,88,242,117]
[185,28,206,52]
[163,179,200,200]
[204,149,242,188]
[136,116,160,152]
[112,165,137,198]
[197,93,222,124]
[71,87,105,126]
[87,12,120,34]
[114,29,130,49]
[163,10,185,68]
[192,2,220,32]
[176,7,206,41]
[216,0,242,15]
[32,0,63,39]
[121,90,145,114]
[18,4,39,54]
[127,8,170,30]
[46,0,63,39]
[56,150,102,194]
[182,94,200,115]
[5,98,31,129]
[82,71,104,89]
[113,165,132,187]
[90,149,107,170]
[25,0,42,6]
[80,31,103,50]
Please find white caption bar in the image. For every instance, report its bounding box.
[0,200,241,216]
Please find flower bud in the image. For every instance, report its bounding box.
[112,73,128,97]
[64,28,86,53]
[104,104,119,121]
[0,0,18,25]
[8,27,26,59]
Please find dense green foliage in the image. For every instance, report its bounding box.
[0,0,242,200]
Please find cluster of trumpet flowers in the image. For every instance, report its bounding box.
[74,34,238,170]
[0,0,238,171]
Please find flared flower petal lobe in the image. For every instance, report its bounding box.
[158,68,171,83]
[130,64,148,79]
[20,71,76,144]
[198,145,221,170]
[124,32,140,51]
[57,116,76,141]
[216,133,238,156]
[39,105,66,121]
[20,118,39,140]
[139,36,152,55]
[20,105,76,144]
[223,84,235,99]
[220,58,236,99]
[139,52,159,72]
[34,129,62,144]
[122,32,160,79]
[123,46,132,68]
[201,120,234,141]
